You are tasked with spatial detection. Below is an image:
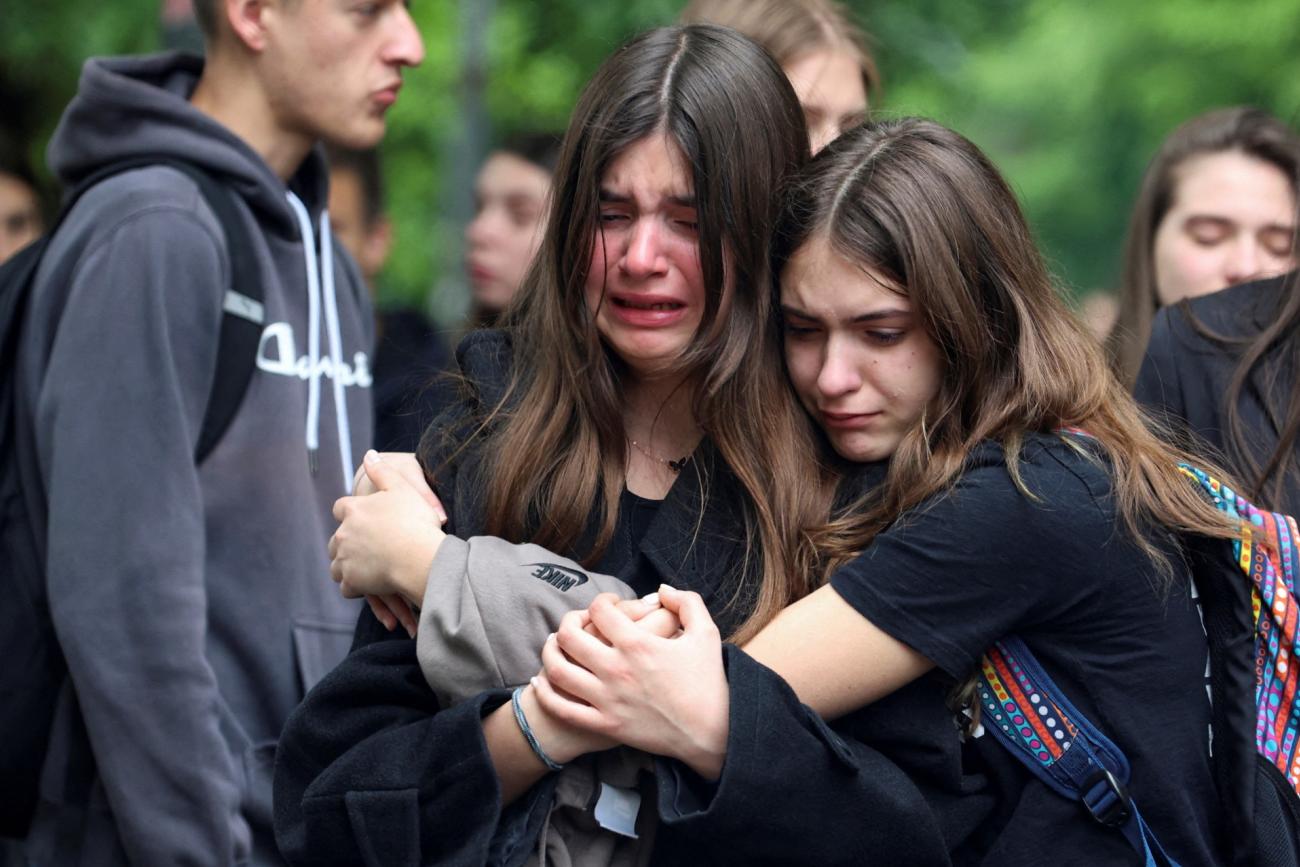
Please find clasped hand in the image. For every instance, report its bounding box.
[530,585,731,780]
[329,450,447,635]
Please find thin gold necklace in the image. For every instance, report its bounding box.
[629,438,691,473]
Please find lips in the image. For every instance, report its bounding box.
[372,82,402,106]
[612,296,684,312]
[604,292,689,327]
[466,260,494,286]
[819,410,880,430]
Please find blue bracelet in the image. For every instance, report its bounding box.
[511,686,564,772]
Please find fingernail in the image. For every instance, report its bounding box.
[641,592,660,607]
[530,676,540,689]
[365,449,382,463]
[406,624,416,639]
[546,632,556,642]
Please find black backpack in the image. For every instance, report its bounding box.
[0,157,265,839]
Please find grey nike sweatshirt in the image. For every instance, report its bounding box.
[16,52,372,866]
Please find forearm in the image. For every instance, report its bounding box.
[481,694,553,804]
[46,488,245,864]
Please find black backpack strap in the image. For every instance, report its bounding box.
[161,164,266,464]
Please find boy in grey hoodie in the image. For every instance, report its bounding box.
[13,2,423,864]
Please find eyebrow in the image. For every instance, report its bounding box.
[781,303,912,323]
[598,188,696,208]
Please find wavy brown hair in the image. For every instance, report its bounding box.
[774,118,1239,579]
[1106,106,1300,387]
[424,25,830,642]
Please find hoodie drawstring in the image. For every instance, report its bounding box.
[286,192,354,494]
[318,212,355,493]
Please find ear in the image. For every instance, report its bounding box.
[226,0,271,53]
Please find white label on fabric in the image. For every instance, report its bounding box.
[594,783,640,838]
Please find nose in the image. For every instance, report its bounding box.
[816,336,863,400]
[621,219,667,279]
[1223,237,1264,288]
[465,208,494,247]
[385,5,426,68]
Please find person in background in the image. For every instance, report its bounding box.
[328,145,453,452]
[464,131,559,326]
[681,0,880,153]
[0,158,44,264]
[13,0,422,862]
[1108,106,1300,385]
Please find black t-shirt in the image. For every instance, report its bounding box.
[831,434,1223,866]
[590,488,664,598]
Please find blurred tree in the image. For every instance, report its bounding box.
[1,0,1296,309]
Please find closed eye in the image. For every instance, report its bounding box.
[866,330,905,346]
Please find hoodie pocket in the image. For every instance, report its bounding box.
[291,619,356,693]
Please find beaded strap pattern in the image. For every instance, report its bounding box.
[1177,464,1300,795]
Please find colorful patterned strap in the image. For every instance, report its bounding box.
[1176,464,1300,796]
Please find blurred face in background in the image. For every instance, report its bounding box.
[783,46,868,154]
[328,165,391,287]
[0,171,42,264]
[1152,150,1297,305]
[465,151,551,314]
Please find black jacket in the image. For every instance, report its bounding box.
[273,330,989,865]
[1135,272,1300,515]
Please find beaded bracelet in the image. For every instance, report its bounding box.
[511,686,564,772]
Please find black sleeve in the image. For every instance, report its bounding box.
[273,638,555,867]
[1134,307,1188,425]
[829,451,1105,679]
[653,646,958,865]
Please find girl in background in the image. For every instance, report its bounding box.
[1108,106,1299,386]
[681,0,880,153]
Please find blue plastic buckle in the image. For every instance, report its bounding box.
[1081,765,1132,828]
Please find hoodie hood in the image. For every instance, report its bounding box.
[48,51,327,238]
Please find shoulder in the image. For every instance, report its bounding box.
[58,166,226,266]
[1186,274,1288,336]
[1154,274,1287,349]
[936,435,1112,526]
[454,328,514,410]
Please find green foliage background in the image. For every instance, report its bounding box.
[3,0,1298,313]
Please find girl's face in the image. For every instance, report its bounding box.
[585,134,707,380]
[783,47,868,155]
[781,236,942,463]
[465,152,553,314]
[1152,150,1297,306]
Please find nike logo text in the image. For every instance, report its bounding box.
[525,563,589,593]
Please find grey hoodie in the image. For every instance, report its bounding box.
[16,53,371,866]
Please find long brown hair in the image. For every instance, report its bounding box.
[680,0,881,105]
[775,118,1239,577]
[426,25,829,641]
[1107,106,1300,386]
